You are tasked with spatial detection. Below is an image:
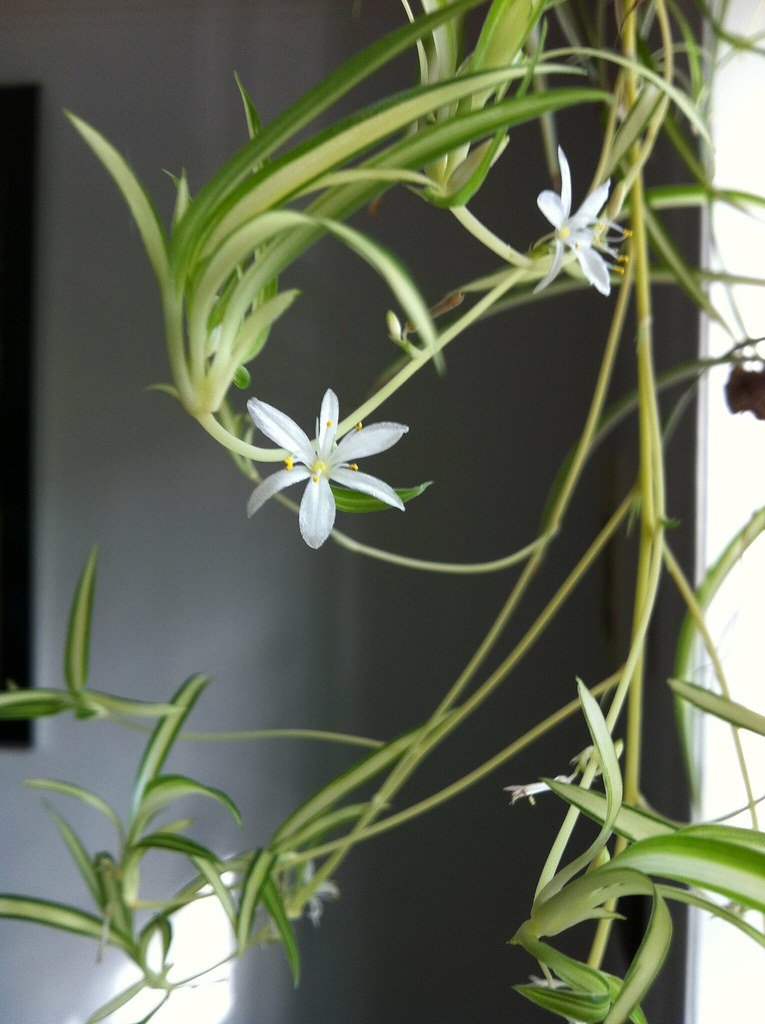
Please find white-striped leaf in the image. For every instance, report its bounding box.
[64,545,98,695]
[236,849,275,950]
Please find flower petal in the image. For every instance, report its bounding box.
[247,466,310,518]
[557,145,572,219]
[332,422,408,465]
[247,398,314,463]
[532,239,564,294]
[536,189,565,230]
[331,467,405,510]
[570,179,610,227]
[575,245,611,296]
[299,475,336,548]
[317,389,339,456]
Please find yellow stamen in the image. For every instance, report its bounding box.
[355,422,363,431]
[284,456,294,471]
[326,419,333,427]
[614,265,625,275]
[623,228,633,238]
[559,226,570,240]
[349,463,359,471]
[312,475,319,483]
[618,254,630,264]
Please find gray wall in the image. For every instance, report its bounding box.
[1,2,694,1022]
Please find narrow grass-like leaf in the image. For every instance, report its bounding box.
[669,677,765,737]
[547,781,677,842]
[0,689,72,719]
[26,778,124,841]
[331,481,432,514]
[203,65,587,257]
[131,674,209,816]
[192,856,237,928]
[236,849,275,950]
[67,115,169,285]
[538,681,623,901]
[85,979,149,1024]
[603,83,663,178]
[132,774,242,838]
[673,507,765,800]
[64,545,98,695]
[262,878,300,985]
[44,804,102,909]
[284,803,369,851]
[84,691,180,719]
[232,289,300,365]
[132,833,221,864]
[170,0,489,272]
[271,727,423,848]
[233,72,263,143]
[611,833,765,912]
[137,915,172,972]
[515,984,610,1022]
[605,893,672,1024]
[656,884,765,949]
[0,894,131,950]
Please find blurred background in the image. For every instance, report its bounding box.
[0,2,697,1021]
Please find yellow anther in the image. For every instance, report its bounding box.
[623,228,633,238]
[312,474,319,483]
[284,456,294,471]
[614,265,625,275]
[349,463,359,471]
[355,422,363,431]
[618,254,630,264]
[326,419,333,427]
[574,242,580,249]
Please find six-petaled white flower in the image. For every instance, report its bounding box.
[534,146,628,297]
[246,389,408,549]
[504,772,576,806]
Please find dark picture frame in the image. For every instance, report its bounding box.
[0,85,37,745]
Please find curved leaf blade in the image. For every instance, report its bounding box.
[64,545,98,695]
[331,481,432,514]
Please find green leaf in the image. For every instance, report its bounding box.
[271,726,423,848]
[85,979,149,1024]
[611,833,765,913]
[669,677,765,737]
[137,915,172,972]
[131,674,210,816]
[83,691,181,719]
[603,83,663,178]
[192,856,237,928]
[537,681,623,901]
[25,778,124,841]
[547,781,677,842]
[656,883,765,949]
[231,289,300,365]
[64,545,98,695]
[673,507,765,801]
[331,481,432,514]
[515,983,610,1022]
[281,803,369,851]
[0,689,72,719]
[0,894,131,950]
[131,832,221,864]
[605,893,672,1024]
[169,0,492,272]
[44,804,103,909]
[233,72,264,143]
[236,849,275,950]
[263,878,300,985]
[66,114,169,286]
[132,773,242,838]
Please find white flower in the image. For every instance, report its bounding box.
[534,146,627,297]
[504,772,576,806]
[302,861,339,927]
[246,389,408,549]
